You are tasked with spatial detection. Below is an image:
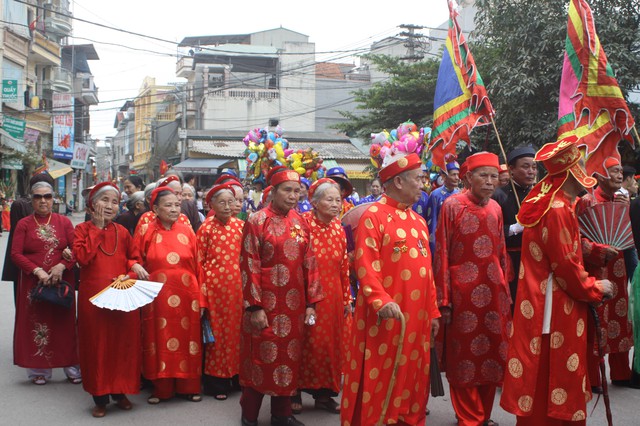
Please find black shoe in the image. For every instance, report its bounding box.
[241,417,258,426]
[271,415,305,426]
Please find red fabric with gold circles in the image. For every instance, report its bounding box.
[340,195,440,426]
[239,205,323,396]
[576,189,633,356]
[298,211,351,393]
[501,190,605,421]
[135,211,191,235]
[132,219,205,381]
[196,215,244,378]
[434,192,512,388]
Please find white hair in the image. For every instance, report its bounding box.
[31,182,53,194]
[311,181,340,204]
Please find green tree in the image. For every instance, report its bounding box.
[333,54,440,139]
[473,0,640,150]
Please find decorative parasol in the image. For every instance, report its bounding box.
[90,276,164,312]
[341,202,373,253]
[578,202,634,250]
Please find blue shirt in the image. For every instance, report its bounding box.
[426,186,460,253]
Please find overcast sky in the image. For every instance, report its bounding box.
[70,0,451,141]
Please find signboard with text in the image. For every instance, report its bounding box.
[2,79,18,102]
[52,113,74,159]
[2,116,26,140]
[70,143,89,169]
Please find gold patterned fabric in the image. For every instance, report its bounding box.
[501,191,605,421]
[239,205,322,396]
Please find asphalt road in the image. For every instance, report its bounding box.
[0,212,636,425]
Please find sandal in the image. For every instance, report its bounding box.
[185,394,202,402]
[147,396,161,405]
[67,376,82,384]
[291,393,303,414]
[31,376,47,385]
[214,393,228,401]
[483,421,499,426]
[314,397,340,414]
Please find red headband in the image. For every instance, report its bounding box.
[158,175,180,188]
[87,182,119,208]
[150,186,176,207]
[379,153,422,182]
[308,178,338,201]
[466,152,500,172]
[604,156,621,169]
[205,183,235,205]
[269,169,301,187]
[261,185,273,204]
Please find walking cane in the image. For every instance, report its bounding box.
[377,312,406,426]
[590,306,613,426]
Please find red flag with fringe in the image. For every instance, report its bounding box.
[557,0,635,177]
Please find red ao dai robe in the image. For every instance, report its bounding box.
[239,205,323,396]
[73,221,141,396]
[299,211,351,393]
[135,211,191,234]
[132,219,205,381]
[501,191,606,421]
[12,214,78,369]
[196,215,244,378]
[433,192,512,388]
[340,195,440,426]
[576,190,634,356]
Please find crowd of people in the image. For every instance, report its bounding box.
[3,135,640,426]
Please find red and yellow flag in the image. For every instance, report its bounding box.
[429,0,494,172]
[557,0,634,177]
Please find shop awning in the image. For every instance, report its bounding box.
[172,158,230,175]
[0,129,27,153]
[47,158,73,179]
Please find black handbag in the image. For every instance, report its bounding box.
[30,280,74,308]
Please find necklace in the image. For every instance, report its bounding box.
[98,222,118,256]
[33,212,52,228]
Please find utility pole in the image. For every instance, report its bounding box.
[399,24,426,62]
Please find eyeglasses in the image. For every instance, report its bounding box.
[32,194,53,200]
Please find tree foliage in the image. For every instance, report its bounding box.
[333,54,440,139]
[473,0,640,149]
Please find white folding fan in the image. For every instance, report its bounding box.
[90,277,164,312]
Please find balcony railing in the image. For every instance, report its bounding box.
[44,3,73,38]
[43,66,72,93]
[208,89,279,100]
[176,56,194,78]
[75,74,99,105]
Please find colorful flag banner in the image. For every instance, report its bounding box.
[557,0,635,177]
[429,0,494,171]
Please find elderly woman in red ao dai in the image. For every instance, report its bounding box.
[296,178,351,414]
[197,183,245,400]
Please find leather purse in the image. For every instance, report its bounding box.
[30,280,74,309]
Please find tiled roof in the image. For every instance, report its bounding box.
[189,134,369,161]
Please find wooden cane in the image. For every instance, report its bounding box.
[377,312,407,426]
[590,306,613,426]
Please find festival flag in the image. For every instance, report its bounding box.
[32,154,49,176]
[429,0,494,171]
[557,0,635,177]
[159,160,169,176]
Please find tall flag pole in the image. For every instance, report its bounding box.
[429,0,495,173]
[557,0,635,178]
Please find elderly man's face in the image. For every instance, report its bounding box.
[468,166,499,201]
[597,165,623,195]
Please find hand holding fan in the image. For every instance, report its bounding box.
[578,202,634,250]
[90,276,164,312]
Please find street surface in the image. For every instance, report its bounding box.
[0,212,636,425]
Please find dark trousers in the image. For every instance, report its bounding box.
[240,386,292,422]
[92,393,125,406]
